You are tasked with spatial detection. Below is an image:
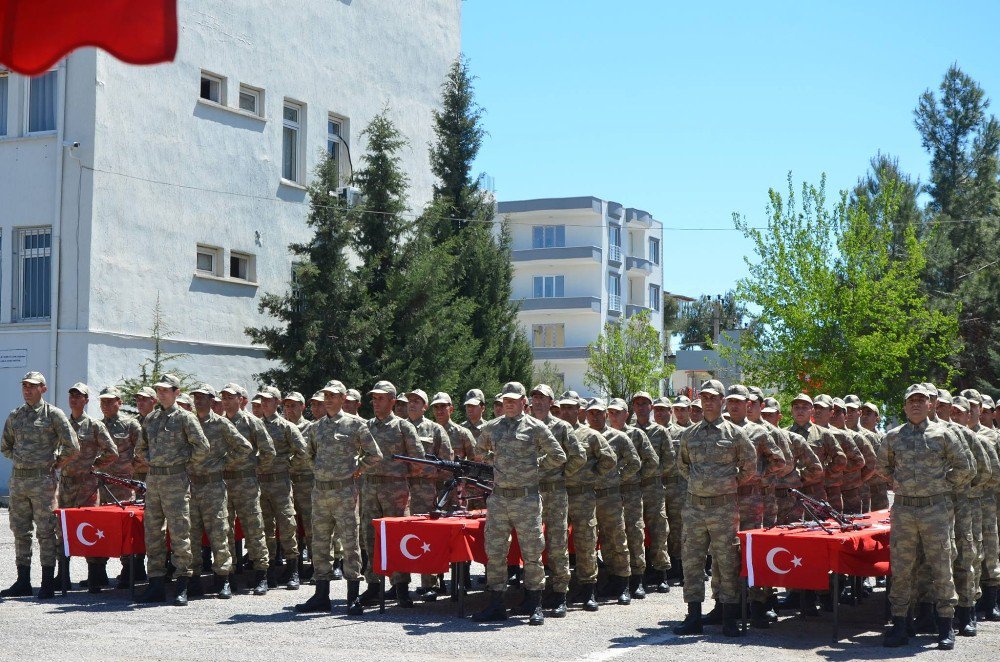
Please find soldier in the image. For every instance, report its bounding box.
[358,380,422,608]
[309,390,343,578]
[59,382,118,592]
[393,392,409,419]
[251,396,263,419]
[689,398,704,424]
[135,373,211,606]
[607,397,659,599]
[0,372,79,599]
[211,394,225,417]
[746,388,781,527]
[189,384,253,599]
[461,389,487,442]
[431,392,477,461]
[829,397,875,515]
[787,393,846,502]
[811,395,864,512]
[529,384,585,617]
[283,392,316,582]
[296,380,382,616]
[759,397,823,525]
[859,402,889,510]
[471,382,567,625]
[343,389,362,416]
[492,393,504,419]
[404,388,453,601]
[661,396,690,582]
[219,383,276,596]
[631,391,674,593]
[586,398,641,606]
[880,384,973,650]
[844,395,881,512]
[673,379,757,637]
[98,385,145,587]
[133,386,156,482]
[983,395,1000,620]
[255,386,308,590]
[558,391,617,611]
[962,390,1000,622]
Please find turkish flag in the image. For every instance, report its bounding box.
[0,0,177,76]
[743,530,831,590]
[59,506,144,557]
[373,517,460,575]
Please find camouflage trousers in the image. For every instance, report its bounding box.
[540,486,570,593]
[409,477,440,589]
[841,486,863,515]
[621,484,646,576]
[58,473,100,509]
[484,491,544,592]
[981,495,1000,588]
[641,482,671,572]
[291,472,314,550]
[972,497,985,602]
[312,482,362,582]
[682,493,740,604]
[776,486,804,525]
[762,485,777,528]
[9,473,58,568]
[663,478,686,559]
[954,496,979,607]
[361,477,410,586]
[890,497,957,618]
[144,473,193,578]
[824,483,844,512]
[258,473,298,562]
[800,481,827,502]
[868,480,890,512]
[566,487,598,584]
[595,489,631,577]
[189,476,231,575]
[225,474,269,571]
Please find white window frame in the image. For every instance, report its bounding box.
[531,225,566,249]
[13,227,52,322]
[531,323,565,348]
[196,244,223,276]
[648,237,661,265]
[532,275,565,298]
[228,250,256,282]
[238,84,263,116]
[200,70,225,105]
[649,284,661,312]
[282,100,305,183]
[609,224,622,248]
[25,69,57,135]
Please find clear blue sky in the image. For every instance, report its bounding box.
[462,1,1000,298]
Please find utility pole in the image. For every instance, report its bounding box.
[712,294,721,344]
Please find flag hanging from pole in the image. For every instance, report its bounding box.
[0,0,177,76]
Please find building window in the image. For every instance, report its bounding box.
[28,70,57,133]
[196,244,222,276]
[533,275,565,298]
[14,227,52,321]
[327,116,345,169]
[238,84,262,115]
[283,101,303,182]
[532,323,565,348]
[609,224,622,247]
[649,284,661,312]
[229,251,255,281]
[0,70,8,136]
[531,225,565,249]
[200,71,224,104]
[649,237,660,265]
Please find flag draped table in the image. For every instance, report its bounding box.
[0,0,177,76]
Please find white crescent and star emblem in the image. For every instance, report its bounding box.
[399,533,431,560]
[76,522,106,547]
[765,546,802,574]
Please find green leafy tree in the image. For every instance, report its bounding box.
[678,291,748,349]
[532,360,567,395]
[119,295,199,403]
[585,310,668,400]
[729,173,961,405]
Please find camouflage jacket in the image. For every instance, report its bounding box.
[539,413,587,482]
[765,421,823,488]
[366,413,421,478]
[565,422,617,487]
[836,425,877,489]
[442,419,477,460]
[62,412,117,477]
[730,418,785,489]
[192,411,253,476]
[307,411,382,482]
[408,417,453,480]
[259,413,308,475]
[877,419,973,497]
[621,424,659,485]
[476,413,566,489]
[788,421,847,484]
[289,417,313,474]
[136,404,210,469]
[635,420,676,481]
[593,425,641,489]
[226,410,277,473]
[103,413,142,478]
[1,400,79,470]
[678,417,757,497]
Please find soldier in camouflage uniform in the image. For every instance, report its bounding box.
[136,373,211,606]
[296,379,382,616]
[431,392,477,461]
[343,388,362,416]
[787,393,847,503]
[461,389,487,443]
[586,398,641,606]
[879,384,973,650]
[471,382,566,626]
[189,384,253,599]
[830,397,876,515]
[844,395,881,512]
[660,397,690,581]
[690,399,703,424]
[98,385,145,586]
[631,391,674,593]
[256,386,308,590]
[608,397,658,599]
[283,392,316,581]
[1,371,79,600]
[979,394,1000,620]
[220,382,276,596]
[59,382,118,592]
[309,390,344,578]
[811,394,865,512]
[359,380,422,608]
[962,389,1000,622]
[673,380,757,638]
[859,401,889,510]
[133,386,156,481]
[759,397,823,525]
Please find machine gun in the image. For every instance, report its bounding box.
[392,454,493,518]
[90,470,146,508]
[789,488,868,534]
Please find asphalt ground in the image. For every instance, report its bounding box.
[0,509,994,661]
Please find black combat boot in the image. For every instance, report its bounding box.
[252,569,268,596]
[187,574,204,597]
[777,590,800,610]
[332,559,344,581]
[937,615,956,650]
[86,563,104,594]
[799,591,819,617]
[54,555,71,590]
[750,601,770,629]
[138,576,166,603]
[280,561,299,590]
[883,616,908,647]
[722,603,742,637]
[215,574,232,599]
[173,576,189,606]
[299,556,314,583]
[653,568,670,593]
[201,546,212,573]
[913,602,936,633]
[266,560,281,589]
[673,602,703,635]
[133,555,147,582]
[36,566,57,600]
[346,580,364,616]
[614,576,631,605]
[471,590,508,622]
[507,565,522,588]
[0,565,32,598]
[358,579,383,606]
[115,557,131,589]
[989,586,1000,621]
[702,600,723,624]
[295,579,331,613]
[956,606,976,636]
[550,592,567,618]
[395,583,414,608]
[580,583,599,612]
[629,575,646,600]
[524,590,544,625]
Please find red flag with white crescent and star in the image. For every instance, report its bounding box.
[373,517,460,575]
[0,0,177,76]
[58,506,144,557]
[743,530,831,590]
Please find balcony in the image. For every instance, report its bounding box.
[608,245,623,266]
[512,246,602,266]
[608,294,622,316]
[532,346,590,360]
[625,207,654,229]
[626,255,654,276]
[626,304,652,319]
[517,296,602,313]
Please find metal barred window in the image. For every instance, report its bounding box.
[14,227,52,321]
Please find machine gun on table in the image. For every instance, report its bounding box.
[392,454,493,518]
[788,488,869,534]
[90,470,146,508]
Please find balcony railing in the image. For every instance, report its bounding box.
[608,294,622,313]
[608,245,623,264]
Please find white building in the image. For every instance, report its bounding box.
[0,0,461,489]
[498,197,665,397]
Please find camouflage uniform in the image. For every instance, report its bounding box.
[593,421,641,579]
[136,402,211,579]
[972,423,1000,594]
[787,419,846,503]
[663,419,690,562]
[407,414,452,589]
[851,421,887,511]
[289,417,316,560]
[565,421,617,588]
[634,419,674,575]
[191,410,252,576]
[461,418,484,444]
[2,398,79,569]
[443,419,477,461]
[307,410,382,582]
[537,412,586,594]
[619,422,658,579]
[224,408,276,571]
[101,413,142,503]
[765,423,823,524]
[821,420,865,512]
[947,417,990,610]
[259,411,308,563]
[834,421,876,515]
[59,412,117,509]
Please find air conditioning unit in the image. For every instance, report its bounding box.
[337,186,362,208]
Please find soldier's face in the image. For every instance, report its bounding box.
[845,407,860,426]
[371,392,394,419]
[155,386,178,409]
[586,409,606,429]
[812,406,832,426]
[220,391,240,416]
[746,399,762,419]
[633,399,652,422]
[690,407,703,423]
[323,392,344,416]
[493,402,504,417]
[283,400,304,421]
[700,392,722,421]
[259,398,278,417]
[860,410,878,429]
[393,401,408,417]
[465,403,484,423]
[21,381,45,405]
[791,401,813,425]
[193,392,213,415]
[983,408,995,427]
[407,397,427,420]
[67,390,88,414]
[530,393,552,418]
[501,396,523,418]
[831,407,846,426]
[559,404,578,423]
[968,404,982,426]
[951,407,968,425]
[432,403,451,425]
[673,406,690,425]
[608,408,628,429]
[343,399,360,414]
[935,401,951,420]
[251,402,263,417]
[762,410,780,426]
[724,397,748,421]
[211,400,224,415]
[99,397,120,418]
[905,395,929,424]
[653,406,671,426]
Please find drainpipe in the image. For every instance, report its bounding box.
[49,60,68,396]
